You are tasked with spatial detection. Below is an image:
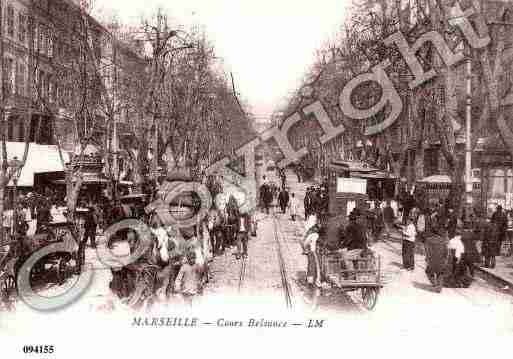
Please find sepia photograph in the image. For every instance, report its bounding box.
[0,0,512,358]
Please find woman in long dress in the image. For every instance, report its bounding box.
[289,193,299,221]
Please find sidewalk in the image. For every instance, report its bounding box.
[477,255,513,288]
[384,231,513,288]
[285,167,513,289]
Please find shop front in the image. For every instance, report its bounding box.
[475,135,513,216]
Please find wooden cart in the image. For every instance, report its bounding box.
[319,248,382,310]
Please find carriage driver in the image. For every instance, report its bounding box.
[339,211,368,272]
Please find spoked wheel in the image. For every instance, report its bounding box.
[361,287,379,310]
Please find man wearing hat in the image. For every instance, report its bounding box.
[278,187,290,215]
[339,211,368,273]
[235,209,252,259]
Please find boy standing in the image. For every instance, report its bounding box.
[174,251,202,306]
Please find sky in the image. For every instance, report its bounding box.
[94,0,349,121]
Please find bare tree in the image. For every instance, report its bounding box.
[0,1,35,245]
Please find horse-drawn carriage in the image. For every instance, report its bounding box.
[108,181,210,309]
[0,221,80,309]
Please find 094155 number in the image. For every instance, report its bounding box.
[22,345,55,354]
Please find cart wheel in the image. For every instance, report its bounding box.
[361,287,379,310]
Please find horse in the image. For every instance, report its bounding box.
[109,220,211,308]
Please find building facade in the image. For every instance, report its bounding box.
[1,0,146,192]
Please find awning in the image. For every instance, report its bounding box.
[330,160,379,173]
[419,174,481,184]
[351,171,398,179]
[419,175,452,184]
[52,173,109,185]
[0,142,69,187]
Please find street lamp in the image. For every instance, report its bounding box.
[7,156,23,238]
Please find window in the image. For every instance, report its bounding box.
[54,40,60,59]
[19,118,25,141]
[18,13,26,43]
[489,169,506,201]
[7,117,15,141]
[16,62,25,96]
[37,70,44,98]
[28,17,36,50]
[48,76,55,102]
[38,24,46,54]
[44,74,49,99]
[3,58,14,96]
[55,84,61,105]
[424,148,439,177]
[6,5,14,38]
[47,33,54,57]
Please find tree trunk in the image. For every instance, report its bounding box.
[0,178,5,245]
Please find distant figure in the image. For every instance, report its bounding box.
[401,216,416,271]
[491,205,507,254]
[506,210,513,256]
[259,176,273,215]
[236,211,251,259]
[83,203,98,248]
[279,168,287,189]
[304,187,313,218]
[482,221,500,268]
[289,193,299,221]
[278,188,290,214]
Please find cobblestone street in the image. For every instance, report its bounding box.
[200,170,513,329]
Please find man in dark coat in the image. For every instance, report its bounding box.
[460,227,480,278]
[340,213,367,273]
[383,200,395,240]
[342,213,367,251]
[35,200,52,234]
[491,205,507,254]
[83,203,98,248]
[482,221,500,268]
[310,188,322,218]
[259,176,272,214]
[278,188,290,214]
[304,187,312,218]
